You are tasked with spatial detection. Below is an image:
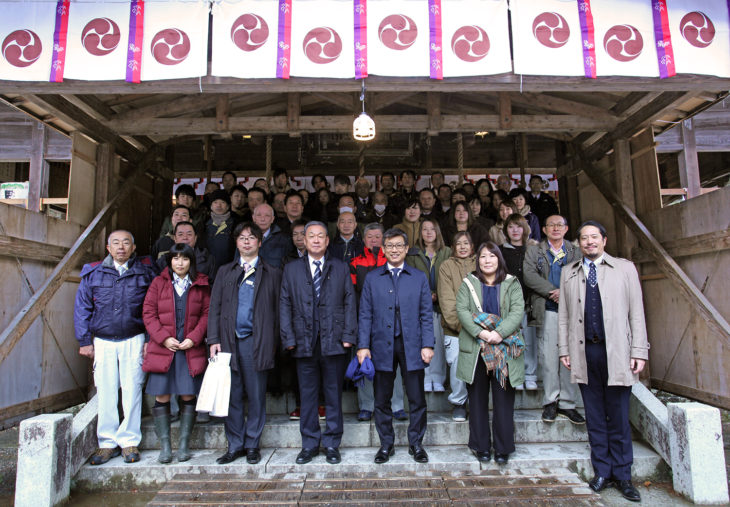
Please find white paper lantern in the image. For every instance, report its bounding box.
[353,112,375,141]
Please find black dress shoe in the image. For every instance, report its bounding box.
[325,447,341,464]
[470,449,491,463]
[216,449,245,464]
[557,408,586,425]
[588,476,613,492]
[542,402,558,422]
[295,448,319,464]
[408,445,429,463]
[374,446,394,464]
[614,479,641,502]
[494,453,509,464]
[245,448,261,464]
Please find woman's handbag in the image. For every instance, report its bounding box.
[195,352,232,417]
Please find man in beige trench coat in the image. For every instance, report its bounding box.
[558,220,649,503]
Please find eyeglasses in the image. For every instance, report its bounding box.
[383,243,407,251]
[238,235,258,242]
[545,223,566,229]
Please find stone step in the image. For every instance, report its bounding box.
[73,441,667,492]
[146,469,604,506]
[139,410,589,450]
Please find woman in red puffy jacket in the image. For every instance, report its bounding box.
[143,243,210,464]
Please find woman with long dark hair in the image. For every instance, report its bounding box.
[455,241,525,464]
[441,201,489,248]
[143,243,211,464]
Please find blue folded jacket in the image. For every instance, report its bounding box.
[345,356,375,388]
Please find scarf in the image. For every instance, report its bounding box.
[518,204,532,216]
[472,312,524,389]
[210,210,231,228]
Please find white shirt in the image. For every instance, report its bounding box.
[172,273,191,297]
[386,262,404,275]
[113,260,129,275]
[308,255,325,278]
[240,256,259,271]
[582,254,605,279]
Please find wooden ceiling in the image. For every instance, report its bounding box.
[0,74,728,175]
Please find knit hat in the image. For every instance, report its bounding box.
[209,189,231,207]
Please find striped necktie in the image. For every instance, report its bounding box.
[313,260,322,301]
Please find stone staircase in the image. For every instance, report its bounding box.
[73,390,668,493]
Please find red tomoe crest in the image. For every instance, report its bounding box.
[680,11,715,48]
[2,29,42,67]
[532,12,570,48]
[451,25,489,62]
[379,14,418,51]
[303,27,342,64]
[231,13,269,52]
[82,17,121,56]
[151,28,191,65]
[603,24,643,62]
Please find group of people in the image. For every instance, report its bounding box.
[74,169,649,503]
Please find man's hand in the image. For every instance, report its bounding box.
[79,345,94,359]
[357,348,371,364]
[342,341,353,348]
[178,339,194,350]
[560,355,571,370]
[631,358,646,374]
[286,345,296,351]
[163,337,180,351]
[548,289,560,303]
[209,344,221,358]
[421,347,434,364]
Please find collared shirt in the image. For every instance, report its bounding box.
[172,273,191,297]
[582,254,605,279]
[262,228,271,240]
[308,255,325,278]
[113,259,130,275]
[386,262,404,275]
[240,256,259,280]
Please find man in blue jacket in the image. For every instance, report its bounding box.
[280,221,357,465]
[74,230,156,465]
[357,228,435,464]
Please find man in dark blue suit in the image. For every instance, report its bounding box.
[357,228,435,464]
[280,221,357,465]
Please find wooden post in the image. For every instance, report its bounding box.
[0,153,154,366]
[629,128,663,215]
[556,141,581,233]
[613,139,637,259]
[678,118,701,199]
[456,133,464,186]
[94,143,114,256]
[287,93,300,136]
[518,133,528,187]
[27,123,48,212]
[427,92,441,136]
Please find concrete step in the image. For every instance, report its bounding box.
[73,441,667,493]
[139,410,589,450]
[146,469,604,506]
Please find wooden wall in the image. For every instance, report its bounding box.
[0,203,89,428]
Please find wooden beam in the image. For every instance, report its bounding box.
[309,92,353,111]
[630,129,663,215]
[678,118,701,198]
[613,138,637,259]
[427,92,441,136]
[0,153,154,367]
[651,379,730,410]
[215,94,230,133]
[27,122,48,212]
[113,94,218,120]
[0,234,96,265]
[632,228,730,263]
[577,149,730,348]
[498,93,512,130]
[513,92,615,120]
[0,389,87,428]
[287,92,300,135]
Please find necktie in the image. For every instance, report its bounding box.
[313,260,322,301]
[588,262,597,288]
[242,262,250,274]
[118,265,126,276]
[391,268,402,336]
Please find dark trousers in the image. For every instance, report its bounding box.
[296,340,347,449]
[225,337,269,452]
[579,341,633,480]
[374,335,427,448]
[466,359,516,454]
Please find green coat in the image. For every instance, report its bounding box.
[405,246,451,313]
[455,273,525,387]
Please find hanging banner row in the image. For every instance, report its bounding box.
[1,0,729,82]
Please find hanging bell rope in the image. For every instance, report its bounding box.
[265,135,273,186]
[359,145,366,179]
[457,133,464,186]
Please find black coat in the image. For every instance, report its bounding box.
[207,259,282,372]
[280,254,357,358]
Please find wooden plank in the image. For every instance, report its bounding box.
[40,198,68,205]
[630,128,663,215]
[0,152,152,367]
[613,138,637,259]
[67,133,97,226]
[427,92,441,135]
[309,91,353,111]
[513,92,615,119]
[113,94,218,121]
[578,149,730,348]
[0,388,86,427]
[215,94,230,133]
[287,92,300,135]
[632,228,730,263]
[677,117,701,198]
[498,92,512,130]
[27,122,48,212]
[652,379,730,410]
[0,234,96,264]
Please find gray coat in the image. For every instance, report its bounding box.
[522,239,581,327]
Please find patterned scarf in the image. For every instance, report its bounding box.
[210,211,231,228]
[473,312,525,389]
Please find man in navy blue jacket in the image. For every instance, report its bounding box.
[74,230,156,465]
[280,221,357,465]
[357,228,435,464]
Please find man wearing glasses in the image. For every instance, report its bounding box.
[523,215,585,426]
[357,228,435,464]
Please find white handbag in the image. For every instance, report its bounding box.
[195,352,232,417]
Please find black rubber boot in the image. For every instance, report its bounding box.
[177,404,196,462]
[152,405,172,464]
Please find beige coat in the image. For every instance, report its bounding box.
[437,255,476,336]
[557,253,650,386]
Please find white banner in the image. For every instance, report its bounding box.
[367,0,430,77]
[290,0,354,78]
[0,1,56,81]
[666,0,730,78]
[511,0,585,76]
[441,0,511,77]
[140,0,209,81]
[592,0,659,77]
[64,3,130,81]
[211,0,279,79]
